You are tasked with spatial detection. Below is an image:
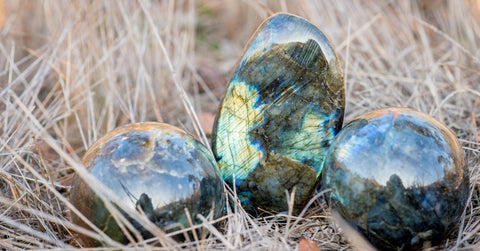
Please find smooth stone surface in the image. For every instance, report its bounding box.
[70,122,224,246]
[212,13,344,214]
[322,108,469,250]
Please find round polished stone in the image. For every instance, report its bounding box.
[322,108,469,250]
[70,122,224,246]
[211,13,344,214]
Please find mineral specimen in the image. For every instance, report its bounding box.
[322,108,469,250]
[212,13,344,214]
[70,122,224,246]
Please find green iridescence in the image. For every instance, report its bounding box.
[214,81,265,180]
[212,13,344,213]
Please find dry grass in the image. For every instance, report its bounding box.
[0,0,479,250]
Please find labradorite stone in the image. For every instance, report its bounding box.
[211,13,344,214]
[322,108,469,250]
[70,122,224,246]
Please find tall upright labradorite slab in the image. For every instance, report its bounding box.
[211,13,344,214]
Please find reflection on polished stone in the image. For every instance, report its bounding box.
[70,122,224,246]
[322,108,469,250]
[211,13,344,215]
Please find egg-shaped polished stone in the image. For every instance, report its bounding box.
[211,13,344,214]
[70,122,224,246]
[322,108,469,250]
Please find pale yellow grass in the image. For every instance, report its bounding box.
[0,0,479,250]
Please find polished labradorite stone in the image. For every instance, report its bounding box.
[322,108,469,250]
[70,122,224,246]
[211,13,344,214]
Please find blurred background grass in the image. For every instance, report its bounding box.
[0,0,479,249]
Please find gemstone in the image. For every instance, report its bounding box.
[322,108,469,250]
[70,122,225,246]
[211,13,344,214]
